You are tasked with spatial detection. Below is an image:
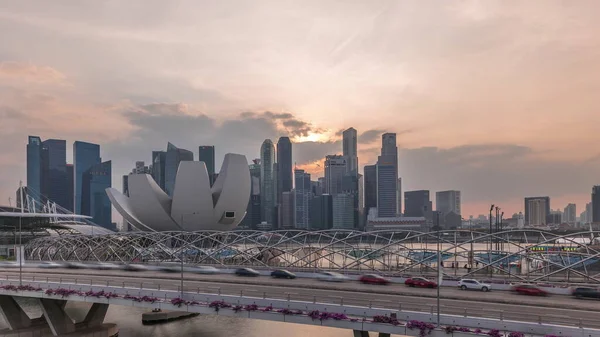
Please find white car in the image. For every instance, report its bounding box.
[88,263,120,270]
[188,266,219,274]
[317,271,349,282]
[458,279,491,292]
[38,261,64,269]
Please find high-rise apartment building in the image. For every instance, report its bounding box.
[164,142,194,196]
[74,141,101,214]
[198,146,215,185]
[528,198,548,226]
[342,128,358,176]
[260,140,277,227]
[324,155,347,195]
[592,186,600,223]
[436,190,461,216]
[280,191,295,229]
[563,203,576,224]
[309,194,333,230]
[240,159,262,229]
[376,133,398,217]
[524,196,550,225]
[81,160,112,230]
[294,169,311,229]
[404,190,432,219]
[585,202,593,224]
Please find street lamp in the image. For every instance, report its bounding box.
[436,223,441,327]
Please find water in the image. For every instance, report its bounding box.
[0,299,405,337]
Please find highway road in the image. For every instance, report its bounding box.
[1,268,599,329]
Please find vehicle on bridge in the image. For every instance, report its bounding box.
[317,271,348,282]
[404,277,437,288]
[359,274,389,285]
[271,269,296,279]
[511,284,548,296]
[458,279,491,292]
[235,267,260,277]
[572,287,600,299]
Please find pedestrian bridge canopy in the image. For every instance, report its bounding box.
[25,229,600,283]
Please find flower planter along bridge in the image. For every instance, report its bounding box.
[0,275,598,337]
[26,229,600,283]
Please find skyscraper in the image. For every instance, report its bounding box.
[404,190,432,218]
[81,160,113,230]
[309,194,333,230]
[240,159,262,229]
[276,137,293,199]
[332,193,355,229]
[294,169,311,229]
[592,186,600,223]
[198,146,215,185]
[363,165,377,218]
[324,155,347,195]
[260,139,276,227]
[151,151,167,191]
[563,203,576,224]
[342,128,358,176]
[436,190,461,216]
[528,198,548,226]
[26,136,42,198]
[164,142,194,196]
[585,202,593,224]
[280,191,295,229]
[74,141,101,214]
[524,197,551,225]
[376,133,398,217]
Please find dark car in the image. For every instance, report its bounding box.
[271,269,296,279]
[512,284,548,296]
[572,287,600,299]
[405,277,437,288]
[235,268,260,277]
[359,274,389,285]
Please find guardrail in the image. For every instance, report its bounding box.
[0,274,597,331]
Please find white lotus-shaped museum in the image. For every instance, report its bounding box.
[105,153,251,231]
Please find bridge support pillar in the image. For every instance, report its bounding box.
[0,295,32,330]
[353,330,369,337]
[82,303,109,327]
[38,298,75,336]
[378,333,390,337]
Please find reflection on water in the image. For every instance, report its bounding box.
[0,299,406,337]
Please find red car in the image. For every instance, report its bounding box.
[512,284,548,296]
[359,274,390,285]
[405,277,437,288]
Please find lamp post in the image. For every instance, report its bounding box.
[436,223,441,327]
[19,181,24,286]
[180,215,184,299]
[489,204,494,268]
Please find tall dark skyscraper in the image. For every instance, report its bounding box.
[74,141,101,214]
[376,133,398,217]
[592,186,600,223]
[240,159,262,229]
[66,164,74,212]
[151,151,167,191]
[342,128,358,176]
[309,194,333,230]
[164,142,194,196]
[198,145,216,185]
[26,136,71,210]
[260,139,276,227]
[363,165,377,217]
[404,190,432,218]
[524,196,551,225]
[81,160,113,230]
[294,169,311,229]
[276,137,293,202]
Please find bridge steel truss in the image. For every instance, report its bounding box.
[25,229,600,283]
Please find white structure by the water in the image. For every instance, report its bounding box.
[106,153,251,231]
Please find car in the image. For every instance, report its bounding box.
[65,262,87,269]
[512,284,548,296]
[0,262,18,268]
[271,269,296,279]
[572,287,600,299]
[458,279,491,292]
[189,266,219,274]
[88,263,120,270]
[38,261,64,269]
[235,268,260,277]
[316,271,348,282]
[359,274,389,285]
[405,277,437,288]
[159,263,182,273]
[122,264,148,272]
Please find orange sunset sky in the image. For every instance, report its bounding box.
[1,1,600,219]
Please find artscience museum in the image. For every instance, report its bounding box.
[106,153,251,232]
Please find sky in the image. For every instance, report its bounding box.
[1,0,599,220]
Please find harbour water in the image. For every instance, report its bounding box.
[0,299,406,337]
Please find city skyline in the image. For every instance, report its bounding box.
[1,1,600,217]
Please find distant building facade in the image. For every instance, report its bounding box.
[81,161,113,230]
[309,194,333,230]
[528,198,548,226]
[324,155,347,195]
[198,146,215,185]
[294,169,311,229]
[593,186,600,223]
[332,193,355,229]
[260,140,277,228]
[524,196,550,225]
[164,143,194,196]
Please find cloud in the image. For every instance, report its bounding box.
[0,61,66,84]
[358,129,385,144]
